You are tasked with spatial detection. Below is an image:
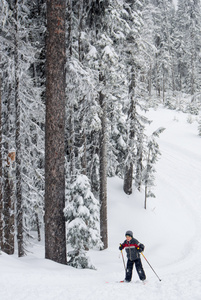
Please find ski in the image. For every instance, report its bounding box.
[106,280,147,284]
[105,281,126,284]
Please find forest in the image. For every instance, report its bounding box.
[0,0,200,268]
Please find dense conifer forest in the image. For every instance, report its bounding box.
[0,0,200,267]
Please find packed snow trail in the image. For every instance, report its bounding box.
[1,107,201,300]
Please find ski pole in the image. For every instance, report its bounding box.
[141,252,162,281]
[120,244,126,270]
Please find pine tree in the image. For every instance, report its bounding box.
[141,0,156,99]
[175,0,201,94]
[142,127,165,209]
[150,0,176,100]
[64,174,102,268]
[119,0,150,195]
[0,0,46,255]
[64,1,103,260]
[85,0,111,249]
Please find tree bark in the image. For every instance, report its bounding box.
[3,165,15,254]
[123,163,133,195]
[45,0,67,264]
[0,75,3,251]
[99,88,108,249]
[123,67,135,195]
[35,213,41,242]
[144,185,147,210]
[14,0,24,257]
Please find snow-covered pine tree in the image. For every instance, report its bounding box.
[0,0,46,255]
[65,0,103,263]
[141,0,156,101]
[24,1,46,243]
[150,0,176,100]
[105,0,131,179]
[175,0,201,95]
[68,0,129,249]
[85,0,114,249]
[10,0,45,256]
[64,174,102,269]
[65,0,101,182]
[117,0,151,195]
[17,0,45,247]
[142,127,165,209]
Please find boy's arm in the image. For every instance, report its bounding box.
[119,241,126,250]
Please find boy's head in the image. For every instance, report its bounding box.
[125,230,133,241]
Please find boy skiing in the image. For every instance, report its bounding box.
[119,230,146,282]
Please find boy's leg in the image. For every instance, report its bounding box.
[125,259,134,282]
[135,258,146,281]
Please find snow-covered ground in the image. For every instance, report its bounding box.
[1,106,201,300]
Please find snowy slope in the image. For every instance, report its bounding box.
[1,106,201,300]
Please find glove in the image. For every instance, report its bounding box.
[119,244,123,250]
[137,243,144,253]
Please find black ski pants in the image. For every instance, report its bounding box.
[125,258,146,282]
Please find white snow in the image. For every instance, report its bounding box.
[1,106,201,300]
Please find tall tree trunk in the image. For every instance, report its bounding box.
[45,0,67,264]
[123,163,133,195]
[162,71,165,103]
[144,185,147,210]
[3,164,15,254]
[148,62,152,97]
[99,86,108,249]
[1,75,15,255]
[0,75,3,251]
[35,213,41,242]
[123,67,135,195]
[135,132,143,192]
[14,0,24,257]
[78,2,87,175]
[190,46,195,95]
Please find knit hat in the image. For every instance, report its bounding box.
[125,230,133,237]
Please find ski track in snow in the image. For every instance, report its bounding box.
[1,107,201,300]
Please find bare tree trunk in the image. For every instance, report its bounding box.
[81,131,87,175]
[3,165,15,254]
[14,0,24,257]
[4,152,16,255]
[123,67,135,195]
[35,213,41,242]
[45,0,67,264]
[99,88,108,249]
[155,59,160,97]
[162,71,165,103]
[1,74,15,255]
[0,75,3,251]
[77,2,87,175]
[148,62,152,97]
[135,133,143,192]
[123,163,133,195]
[144,185,147,210]
[190,46,195,96]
